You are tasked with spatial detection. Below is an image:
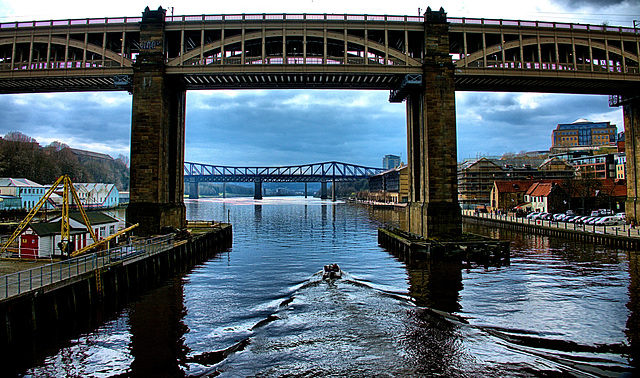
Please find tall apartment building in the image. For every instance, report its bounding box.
[382,154,401,170]
[552,119,616,149]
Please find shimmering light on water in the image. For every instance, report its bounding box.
[17,197,636,377]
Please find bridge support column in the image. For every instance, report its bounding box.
[406,7,461,239]
[304,182,308,198]
[331,179,336,201]
[254,179,263,200]
[127,7,186,235]
[189,179,199,199]
[223,182,226,199]
[625,98,640,224]
[320,180,328,200]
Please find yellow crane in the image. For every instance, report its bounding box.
[0,175,135,258]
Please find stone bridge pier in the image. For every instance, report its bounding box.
[406,8,461,239]
[625,98,640,224]
[127,7,186,235]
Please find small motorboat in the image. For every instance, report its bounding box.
[323,264,342,279]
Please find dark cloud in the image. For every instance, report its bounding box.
[0,89,622,168]
[185,90,406,167]
[0,92,131,156]
[555,0,632,8]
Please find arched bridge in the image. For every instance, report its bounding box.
[2,7,640,236]
[184,161,383,200]
[1,11,639,95]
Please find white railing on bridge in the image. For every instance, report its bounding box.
[0,234,175,300]
[1,14,638,35]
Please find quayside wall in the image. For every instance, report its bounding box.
[464,214,640,249]
[0,224,232,356]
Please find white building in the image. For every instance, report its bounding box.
[18,212,121,258]
[47,183,120,209]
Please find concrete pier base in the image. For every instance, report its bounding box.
[254,180,263,200]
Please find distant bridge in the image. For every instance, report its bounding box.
[183,161,384,200]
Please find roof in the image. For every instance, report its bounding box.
[0,178,44,187]
[49,211,119,226]
[459,157,502,170]
[538,157,574,169]
[556,121,613,130]
[28,222,86,237]
[494,181,534,193]
[70,148,114,162]
[372,164,408,177]
[599,179,627,197]
[526,182,554,197]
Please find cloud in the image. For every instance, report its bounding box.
[455,92,622,159]
[0,92,132,157]
[185,89,406,167]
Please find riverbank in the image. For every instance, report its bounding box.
[464,210,640,249]
[0,222,232,374]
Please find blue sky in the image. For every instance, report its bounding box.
[0,0,638,168]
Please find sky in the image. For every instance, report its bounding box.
[0,0,639,168]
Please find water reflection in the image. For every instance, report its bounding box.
[405,259,463,313]
[15,199,637,375]
[128,278,188,377]
[628,250,639,366]
[254,204,262,224]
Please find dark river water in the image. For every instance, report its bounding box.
[17,197,638,377]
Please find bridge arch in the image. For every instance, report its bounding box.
[168,29,421,67]
[458,37,639,69]
[0,36,133,69]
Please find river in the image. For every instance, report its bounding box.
[16,197,638,377]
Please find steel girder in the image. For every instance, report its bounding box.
[183,161,384,183]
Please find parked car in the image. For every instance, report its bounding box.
[526,212,540,219]
[596,216,625,226]
[565,209,576,216]
[614,212,626,220]
[563,215,577,223]
[591,209,614,217]
[585,217,601,225]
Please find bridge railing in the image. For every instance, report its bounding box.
[2,14,638,35]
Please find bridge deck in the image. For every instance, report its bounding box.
[0,13,638,95]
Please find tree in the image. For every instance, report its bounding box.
[4,131,37,143]
[46,141,69,151]
[563,177,602,214]
[0,132,130,190]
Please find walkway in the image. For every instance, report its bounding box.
[0,234,176,301]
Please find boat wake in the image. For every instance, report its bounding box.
[185,268,634,377]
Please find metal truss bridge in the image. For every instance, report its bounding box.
[183,161,384,183]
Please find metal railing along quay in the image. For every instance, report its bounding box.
[463,210,640,248]
[0,234,174,301]
[465,210,640,236]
